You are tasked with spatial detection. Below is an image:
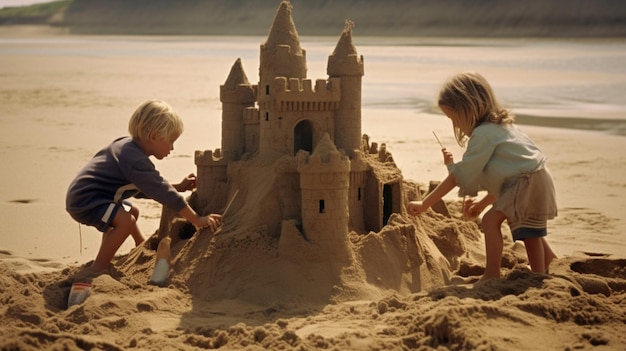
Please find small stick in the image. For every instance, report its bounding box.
[78,223,83,255]
[432,131,445,149]
[222,189,239,217]
[210,189,239,235]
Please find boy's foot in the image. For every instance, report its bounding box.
[71,264,110,284]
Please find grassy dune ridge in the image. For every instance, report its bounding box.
[1,0,626,37]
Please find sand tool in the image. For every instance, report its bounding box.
[432,131,445,149]
[222,189,239,218]
[211,189,239,235]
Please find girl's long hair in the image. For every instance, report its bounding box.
[438,72,514,146]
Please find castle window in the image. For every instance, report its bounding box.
[265,112,269,121]
[265,85,270,95]
[319,200,325,213]
[358,187,362,201]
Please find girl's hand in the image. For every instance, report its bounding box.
[408,201,428,216]
[463,197,481,219]
[442,148,454,165]
[463,195,494,219]
[174,173,197,192]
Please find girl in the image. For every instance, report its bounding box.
[408,72,557,281]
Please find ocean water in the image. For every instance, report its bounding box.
[2,35,625,129]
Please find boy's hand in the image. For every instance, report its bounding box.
[442,148,454,165]
[407,201,428,216]
[174,173,197,192]
[196,214,223,231]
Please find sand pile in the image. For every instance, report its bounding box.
[3,201,626,350]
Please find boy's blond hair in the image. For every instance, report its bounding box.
[438,72,514,146]
[128,100,184,141]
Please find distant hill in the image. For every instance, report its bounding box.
[3,0,626,37]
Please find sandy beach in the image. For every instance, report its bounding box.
[1,25,626,350]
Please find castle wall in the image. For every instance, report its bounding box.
[258,77,341,156]
[243,107,260,155]
[348,170,367,232]
[194,149,228,207]
[300,172,350,244]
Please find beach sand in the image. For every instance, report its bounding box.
[1,27,626,350]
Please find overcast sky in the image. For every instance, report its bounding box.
[0,0,50,9]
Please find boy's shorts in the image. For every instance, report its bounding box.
[73,200,132,233]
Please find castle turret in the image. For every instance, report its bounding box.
[258,1,307,156]
[327,20,364,158]
[220,58,255,161]
[298,133,350,247]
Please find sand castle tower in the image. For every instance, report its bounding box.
[220,58,255,162]
[297,133,350,245]
[327,20,364,158]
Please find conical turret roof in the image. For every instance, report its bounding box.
[332,20,358,57]
[223,58,250,90]
[264,1,303,55]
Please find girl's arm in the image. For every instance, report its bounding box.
[408,172,457,216]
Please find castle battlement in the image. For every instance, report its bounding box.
[266,77,341,112]
[327,54,365,77]
[298,133,351,176]
[300,152,350,173]
[272,77,341,99]
[220,83,255,104]
[195,149,227,166]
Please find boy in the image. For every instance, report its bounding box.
[66,100,221,274]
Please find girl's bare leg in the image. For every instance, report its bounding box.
[479,208,507,281]
[91,210,136,273]
[542,237,557,272]
[523,238,546,273]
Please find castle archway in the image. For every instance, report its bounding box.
[293,120,313,155]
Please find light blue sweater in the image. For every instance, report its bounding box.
[447,123,546,198]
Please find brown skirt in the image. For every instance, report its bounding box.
[492,167,558,231]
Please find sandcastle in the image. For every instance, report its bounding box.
[119,0,484,304]
[194,1,400,243]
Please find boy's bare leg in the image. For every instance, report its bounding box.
[128,205,144,246]
[523,237,546,273]
[91,210,136,273]
[478,209,507,281]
